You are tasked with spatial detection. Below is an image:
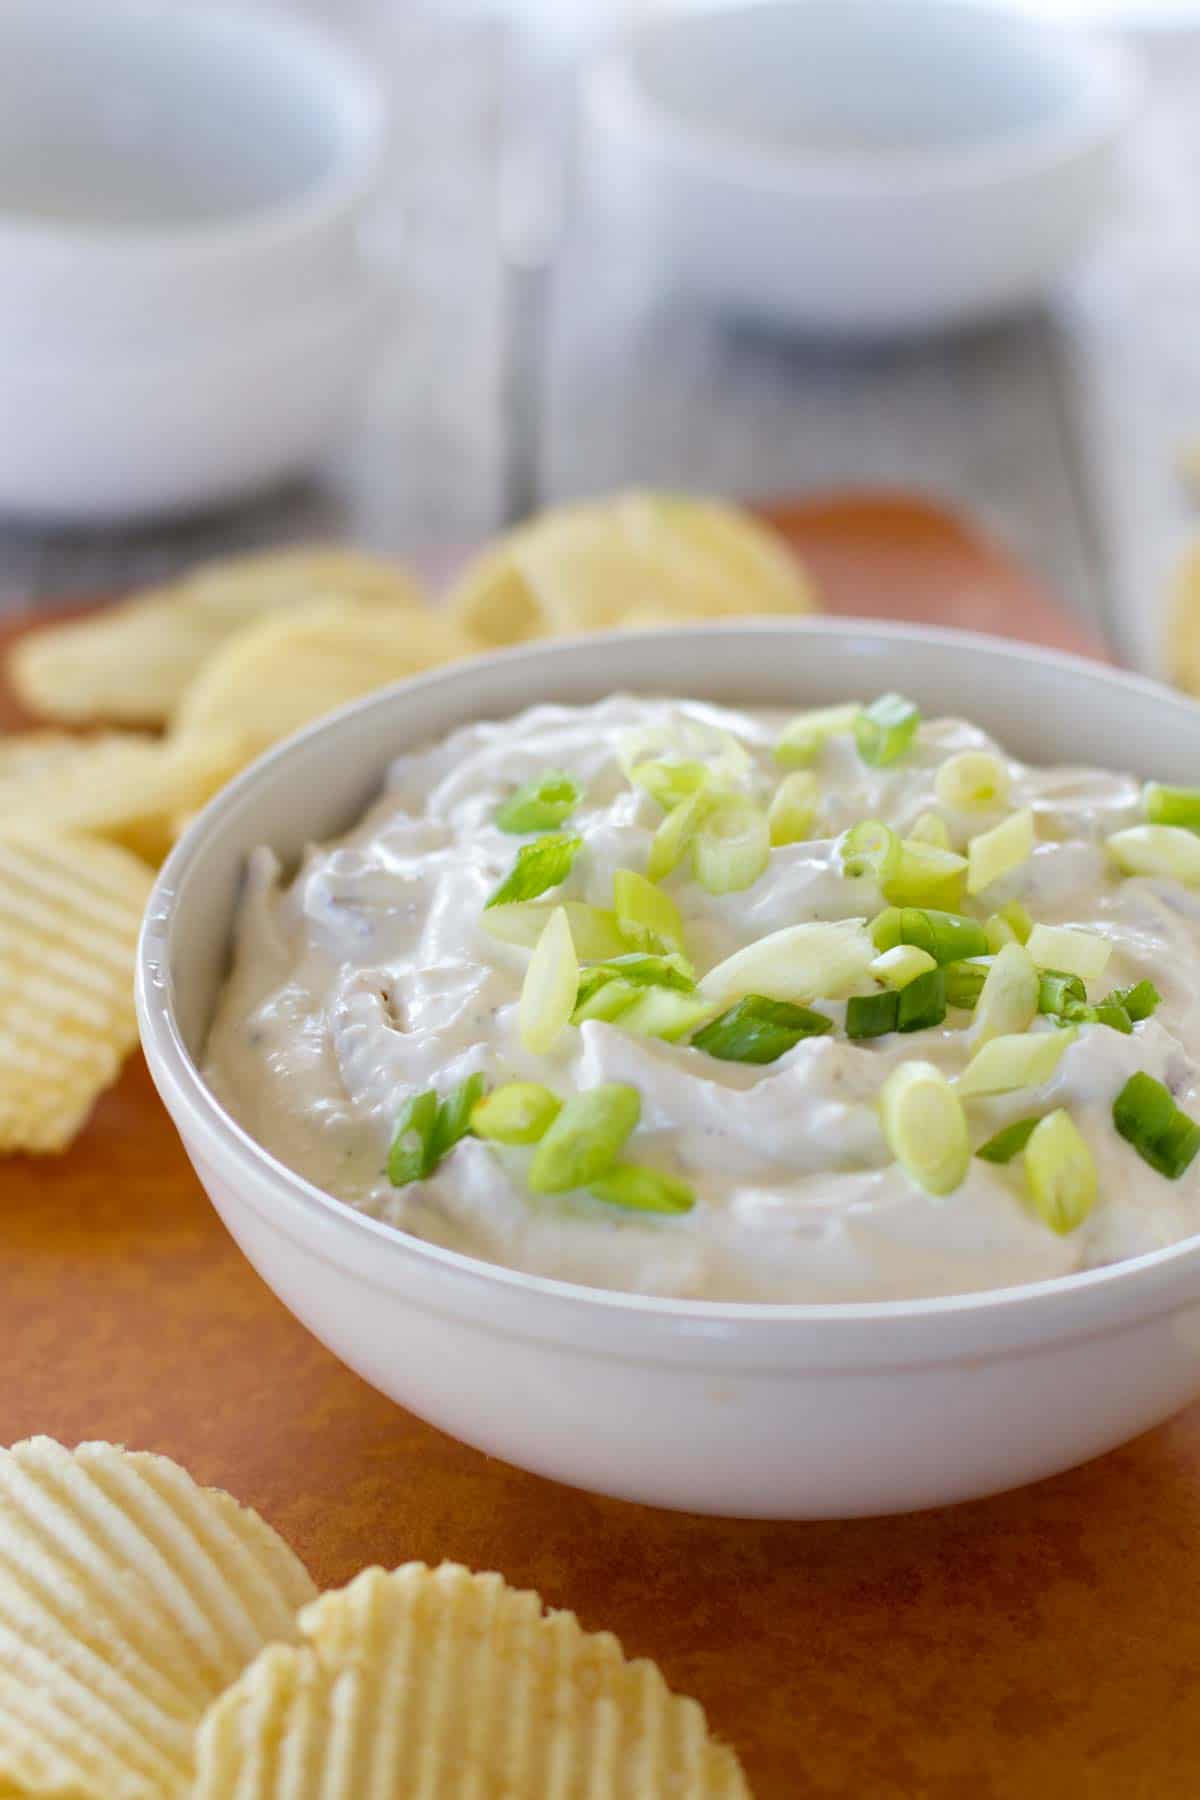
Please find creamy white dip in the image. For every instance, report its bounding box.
[205,697,1200,1302]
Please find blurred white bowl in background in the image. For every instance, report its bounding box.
[583,0,1140,338]
[0,0,385,522]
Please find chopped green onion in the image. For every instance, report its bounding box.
[1106,824,1200,886]
[870,945,938,989]
[871,907,989,964]
[854,693,921,768]
[966,808,1034,896]
[495,770,580,834]
[1059,998,1132,1034]
[775,702,861,769]
[527,1083,641,1193]
[470,1081,561,1145]
[581,952,695,992]
[909,811,951,850]
[1038,970,1087,1015]
[957,1028,1075,1099]
[572,976,639,1025]
[846,990,899,1039]
[879,1061,971,1195]
[896,967,947,1032]
[999,900,1033,943]
[485,833,581,909]
[976,1116,1041,1163]
[984,913,1017,953]
[387,1090,440,1186]
[943,959,989,1010]
[1113,1073,1200,1179]
[764,770,818,847]
[1026,923,1112,982]
[692,995,833,1063]
[1024,1110,1097,1235]
[884,840,968,909]
[589,1163,696,1214]
[647,786,719,882]
[519,906,578,1055]
[692,798,771,894]
[429,1073,487,1162]
[481,900,627,961]
[616,989,717,1042]
[699,920,875,1008]
[613,868,686,955]
[1143,782,1200,831]
[767,771,820,846]
[618,720,749,788]
[630,758,710,812]
[934,750,1011,813]
[840,820,900,884]
[973,942,1039,1045]
[1108,979,1161,1022]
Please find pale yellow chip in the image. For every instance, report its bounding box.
[0,830,156,1152]
[447,491,815,648]
[0,728,246,866]
[8,546,427,727]
[0,1437,317,1798]
[171,599,477,761]
[194,1561,751,1798]
[1168,538,1200,696]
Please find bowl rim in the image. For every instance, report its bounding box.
[585,0,1140,198]
[0,0,386,261]
[137,616,1200,1337]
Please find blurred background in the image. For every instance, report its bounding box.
[3,0,1200,677]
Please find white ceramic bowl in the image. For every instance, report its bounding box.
[583,0,1139,337]
[0,0,384,520]
[138,623,1200,1518]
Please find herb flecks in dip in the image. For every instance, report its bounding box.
[205,697,1200,1302]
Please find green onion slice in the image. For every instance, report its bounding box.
[519,906,578,1054]
[957,1028,1075,1099]
[909,811,951,850]
[699,920,875,1008]
[387,1090,441,1187]
[429,1072,487,1163]
[572,975,640,1025]
[1143,782,1200,831]
[846,990,899,1039]
[692,798,771,895]
[647,786,719,882]
[879,1060,971,1195]
[999,900,1033,943]
[1108,979,1161,1022]
[854,694,921,768]
[629,758,711,812]
[966,808,1034,897]
[470,1082,560,1145]
[775,702,861,769]
[585,952,695,992]
[613,868,686,955]
[884,840,968,910]
[870,945,938,989]
[486,833,581,909]
[1026,923,1112,982]
[976,1116,1041,1163]
[871,907,989,964]
[691,995,833,1063]
[1038,969,1087,1015]
[934,750,1011,813]
[1107,825,1200,886]
[1058,998,1132,1035]
[768,770,820,847]
[494,770,580,834]
[481,900,627,961]
[527,1083,641,1193]
[840,819,900,884]
[973,942,1039,1045]
[943,959,989,1010]
[589,1163,696,1214]
[1113,1072,1200,1179]
[616,989,717,1043]
[619,720,749,790]
[896,966,947,1033]
[1024,1110,1097,1235]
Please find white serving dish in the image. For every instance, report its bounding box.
[583,0,1139,338]
[138,622,1200,1518]
[0,0,384,521]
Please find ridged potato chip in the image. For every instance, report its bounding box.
[172,599,477,760]
[1168,538,1200,695]
[0,1438,317,1799]
[0,728,245,866]
[194,1562,751,1798]
[0,830,155,1152]
[8,547,426,727]
[448,492,814,648]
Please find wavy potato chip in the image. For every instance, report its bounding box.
[0,1438,317,1798]
[194,1561,751,1798]
[448,492,814,648]
[0,830,155,1152]
[1168,537,1200,696]
[171,599,477,760]
[8,547,426,727]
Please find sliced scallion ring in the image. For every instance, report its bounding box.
[629,758,711,812]
[1113,1072,1200,1179]
[943,959,989,1010]
[883,840,968,909]
[956,1027,1075,1099]
[692,797,771,894]
[934,750,1011,813]
[846,989,899,1039]
[387,1090,440,1187]
[870,945,938,989]
[699,920,874,1008]
[908,811,952,850]
[494,769,580,834]
[976,1116,1041,1164]
[1024,1110,1097,1235]
[966,808,1034,897]
[1038,969,1087,1016]
[854,694,921,768]
[482,899,627,961]
[615,988,717,1042]
[871,907,989,964]
[647,785,719,882]
[1107,978,1161,1022]
[972,942,1039,1045]
[518,906,578,1054]
[691,995,832,1063]
[1106,824,1200,886]
[485,833,582,909]
[839,820,901,885]
[613,867,686,955]
[879,1061,971,1195]
[1026,923,1111,982]
[768,770,820,846]
[774,702,861,769]
[470,1082,561,1145]
[588,1163,696,1214]
[1143,782,1200,831]
[527,1083,641,1193]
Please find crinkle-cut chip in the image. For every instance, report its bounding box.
[0,729,246,866]
[0,1438,317,1799]
[7,547,427,727]
[0,829,154,1152]
[194,1562,752,1798]
[447,491,815,648]
[1168,538,1200,696]
[171,600,478,761]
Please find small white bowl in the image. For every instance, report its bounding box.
[0,0,384,520]
[138,623,1200,1519]
[584,0,1139,338]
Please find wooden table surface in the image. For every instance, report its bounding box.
[6,503,1199,1800]
[3,9,1200,688]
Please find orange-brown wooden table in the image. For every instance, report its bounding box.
[10,499,1199,1800]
